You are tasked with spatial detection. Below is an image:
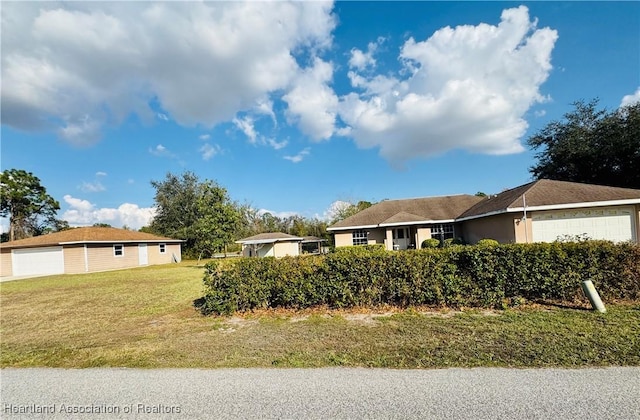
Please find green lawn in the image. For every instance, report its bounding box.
[1,262,638,368]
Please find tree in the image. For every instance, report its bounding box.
[148,172,243,258]
[0,169,61,241]
[528,100,640,189]
[330,200,373,225]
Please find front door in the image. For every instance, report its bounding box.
[393,228,410,250]
[138,244,148,265]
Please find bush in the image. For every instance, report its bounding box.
[200,241,640,315]
[477,239,499,246]
[421,238,440,248]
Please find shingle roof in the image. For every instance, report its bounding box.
[328,195,485,230]
[0,227,182,249]
[236,232,303,244]
[460,179,640,219]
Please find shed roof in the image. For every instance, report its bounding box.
[236,232,303,245]
[0,227,182,249]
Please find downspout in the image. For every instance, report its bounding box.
[522,194,528,243]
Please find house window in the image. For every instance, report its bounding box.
[159,243,166,254]
[114,244,124,257]
[352,230,368,246]
[431,224,455,241]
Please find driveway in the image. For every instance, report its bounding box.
[1,367,639,419]
[0,274,51,283]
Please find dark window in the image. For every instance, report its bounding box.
[159,243,166,254]
[352,230,368,246]
[114,244,124,257]
[431,224,454,240]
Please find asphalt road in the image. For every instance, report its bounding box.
[1,367,638,419]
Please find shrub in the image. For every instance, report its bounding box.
[421,238,440,248]
[477,239,499,246]
[200,241,640,315]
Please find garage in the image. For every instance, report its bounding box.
[532,207,636,243]
[11,247,65,276]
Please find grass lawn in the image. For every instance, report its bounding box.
[1,261,638,368]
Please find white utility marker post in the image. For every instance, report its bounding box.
[581,280,606,313]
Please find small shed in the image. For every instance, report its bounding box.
[236,233,303,258]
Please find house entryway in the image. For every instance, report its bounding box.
[392,228,410,250]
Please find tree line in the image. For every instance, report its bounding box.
[2,99,638,253]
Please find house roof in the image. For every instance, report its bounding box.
[0,227,182,249]
[459,179,640,220]
[236,232,303,245]
[328,195,485,231]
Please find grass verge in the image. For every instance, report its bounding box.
[1,262,638,368]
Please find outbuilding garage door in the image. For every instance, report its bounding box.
[532,207,636,243]
[12,247,65,276]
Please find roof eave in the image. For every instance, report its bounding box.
[457,198,640,222]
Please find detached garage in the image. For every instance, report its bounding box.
[0,227,182,278]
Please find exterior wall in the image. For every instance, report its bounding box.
[334,232,353,247]
[514,213,533,243]
[636,205,640,244]
[333,229,385,247]
[64,245,87,274]
[85,243,142,272]
[461,213,518,244]
[1,249,13,277]
[273,241,300,257]
[367,228,385,245]
[258,244,274,257]
[147,243,181,264]
[416,227,431,249]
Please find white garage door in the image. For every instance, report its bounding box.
[12,247,65,276]
[532,207,636,243]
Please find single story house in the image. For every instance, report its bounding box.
[328,179,640,249]
[0,227,182,277]
[237,232,304,257]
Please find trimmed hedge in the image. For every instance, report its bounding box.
[200,241,640,315]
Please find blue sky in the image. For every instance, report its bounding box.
[1,1,639,231]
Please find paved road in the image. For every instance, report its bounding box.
[1,368,638,419]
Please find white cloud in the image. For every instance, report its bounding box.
[198,134,211,141]
[621,87,640,107]
[1,1,336,144]
[283,57,338,140]
[62,194,155,229]
[149,144,174,158]
[200,143,221,161]
[257,209,299,219]
[348,38,383,70]
[283,147,310,163]
[267,138,288,150]
[338,6,558,163]
[79,181,105,193]
[96,171,107,177]
[233,116,258,142]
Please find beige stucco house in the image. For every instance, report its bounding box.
[328,180,640,249]
[237,232,304,258]
[0,227,182,277]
